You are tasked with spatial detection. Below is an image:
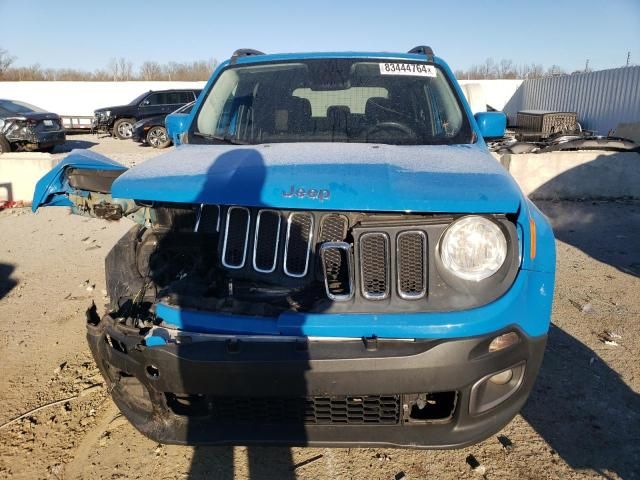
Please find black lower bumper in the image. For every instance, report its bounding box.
[36,130,66,148]
[88,314,546,448]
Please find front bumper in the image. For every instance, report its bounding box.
[92,116,114,133]
[131,125,146,143]
[88,313,546,448]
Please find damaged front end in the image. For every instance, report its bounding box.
[33,147,553,448]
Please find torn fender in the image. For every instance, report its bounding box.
[31,149,147,223]
[32,149,127,211]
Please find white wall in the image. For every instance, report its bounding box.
[0,81,206,117]
[459,79,523,113]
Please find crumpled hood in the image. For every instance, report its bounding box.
[112,143,524,213]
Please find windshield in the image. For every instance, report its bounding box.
[129,91,151,105]
[193,59,472,145]
[0,100,46,115]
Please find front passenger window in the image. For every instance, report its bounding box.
[142,93,164,106]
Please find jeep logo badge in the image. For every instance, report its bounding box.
[282,185,330,202]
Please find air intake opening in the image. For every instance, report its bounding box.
[222,207,250,268]
[404,392,458,423]
[359,232,390,299]
[253,210,281,273]
[320,242,353,300]
[165,393,209,416]
[397,230,427,299]
[284,213,314,277]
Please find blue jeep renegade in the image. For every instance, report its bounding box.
[33,46,555,448]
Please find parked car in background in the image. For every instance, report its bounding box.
[0,99,66,154]
[93,89,201,140]
[131,101,195,149]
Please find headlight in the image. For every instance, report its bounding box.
[105,110,111,117]
[439,216,507,281]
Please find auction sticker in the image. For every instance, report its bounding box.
[379,63,437,77]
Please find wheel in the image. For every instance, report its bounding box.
[0,135,11,154]
[146,126,171,149]
[113,118,135,139]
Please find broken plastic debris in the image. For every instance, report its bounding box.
[53,361,67,375]
[597,330,620,346]
[466,454,486,475]
[497,434,514,451]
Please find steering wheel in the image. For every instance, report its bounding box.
[365,121,417,141]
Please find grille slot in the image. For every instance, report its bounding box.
[253,210,281,273]
[320,242,353,300]
[222,207,250,268]
[284,213,314,277]
[360,232,390,300]
[319,214,348,242]
[397,231,427,299]
[204,395,400,425]
[195,204,220,233]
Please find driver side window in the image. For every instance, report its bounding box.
[142,93,164,106]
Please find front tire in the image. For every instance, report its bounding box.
[113,118,134,139]
[0,135,11,154]
[146,126,171,149]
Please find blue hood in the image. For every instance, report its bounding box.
[112,142,521,213]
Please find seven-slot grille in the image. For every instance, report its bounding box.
[218,207,430,302]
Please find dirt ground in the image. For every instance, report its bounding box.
[1,135,639,479]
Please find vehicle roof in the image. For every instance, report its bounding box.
[229,51,444,66]
[144,89,202,93]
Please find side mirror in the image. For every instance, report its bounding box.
[140,99,150,107]
[474,112,506,139]
[165,113,189,146]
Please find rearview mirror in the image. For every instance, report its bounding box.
[474,112,506,139]
[165,113,190,146]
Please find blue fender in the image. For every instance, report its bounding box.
[32,150,127,212]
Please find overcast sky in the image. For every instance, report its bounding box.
[1,0,638,73]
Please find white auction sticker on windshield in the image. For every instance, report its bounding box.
[379,63,437,77]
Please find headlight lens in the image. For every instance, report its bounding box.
[440,216,507,281]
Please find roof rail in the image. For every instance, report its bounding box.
[230,48,265,64]
[408,46,434,62]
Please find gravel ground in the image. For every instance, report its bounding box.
[0,135,639,479]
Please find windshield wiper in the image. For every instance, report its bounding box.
[193,131,249,145]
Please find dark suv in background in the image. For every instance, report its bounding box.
[93,89,201,139]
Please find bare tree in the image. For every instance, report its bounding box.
[140,61,163,80]
[498,59,518,79]
[0,47,16,77]
[107,58,119,81]
[0,55,217,81]
[117,57,133,80]
[546,64,566,77]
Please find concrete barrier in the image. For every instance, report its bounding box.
[1,148,637,206]
[0,153,60,204]
[500,150,640,199]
